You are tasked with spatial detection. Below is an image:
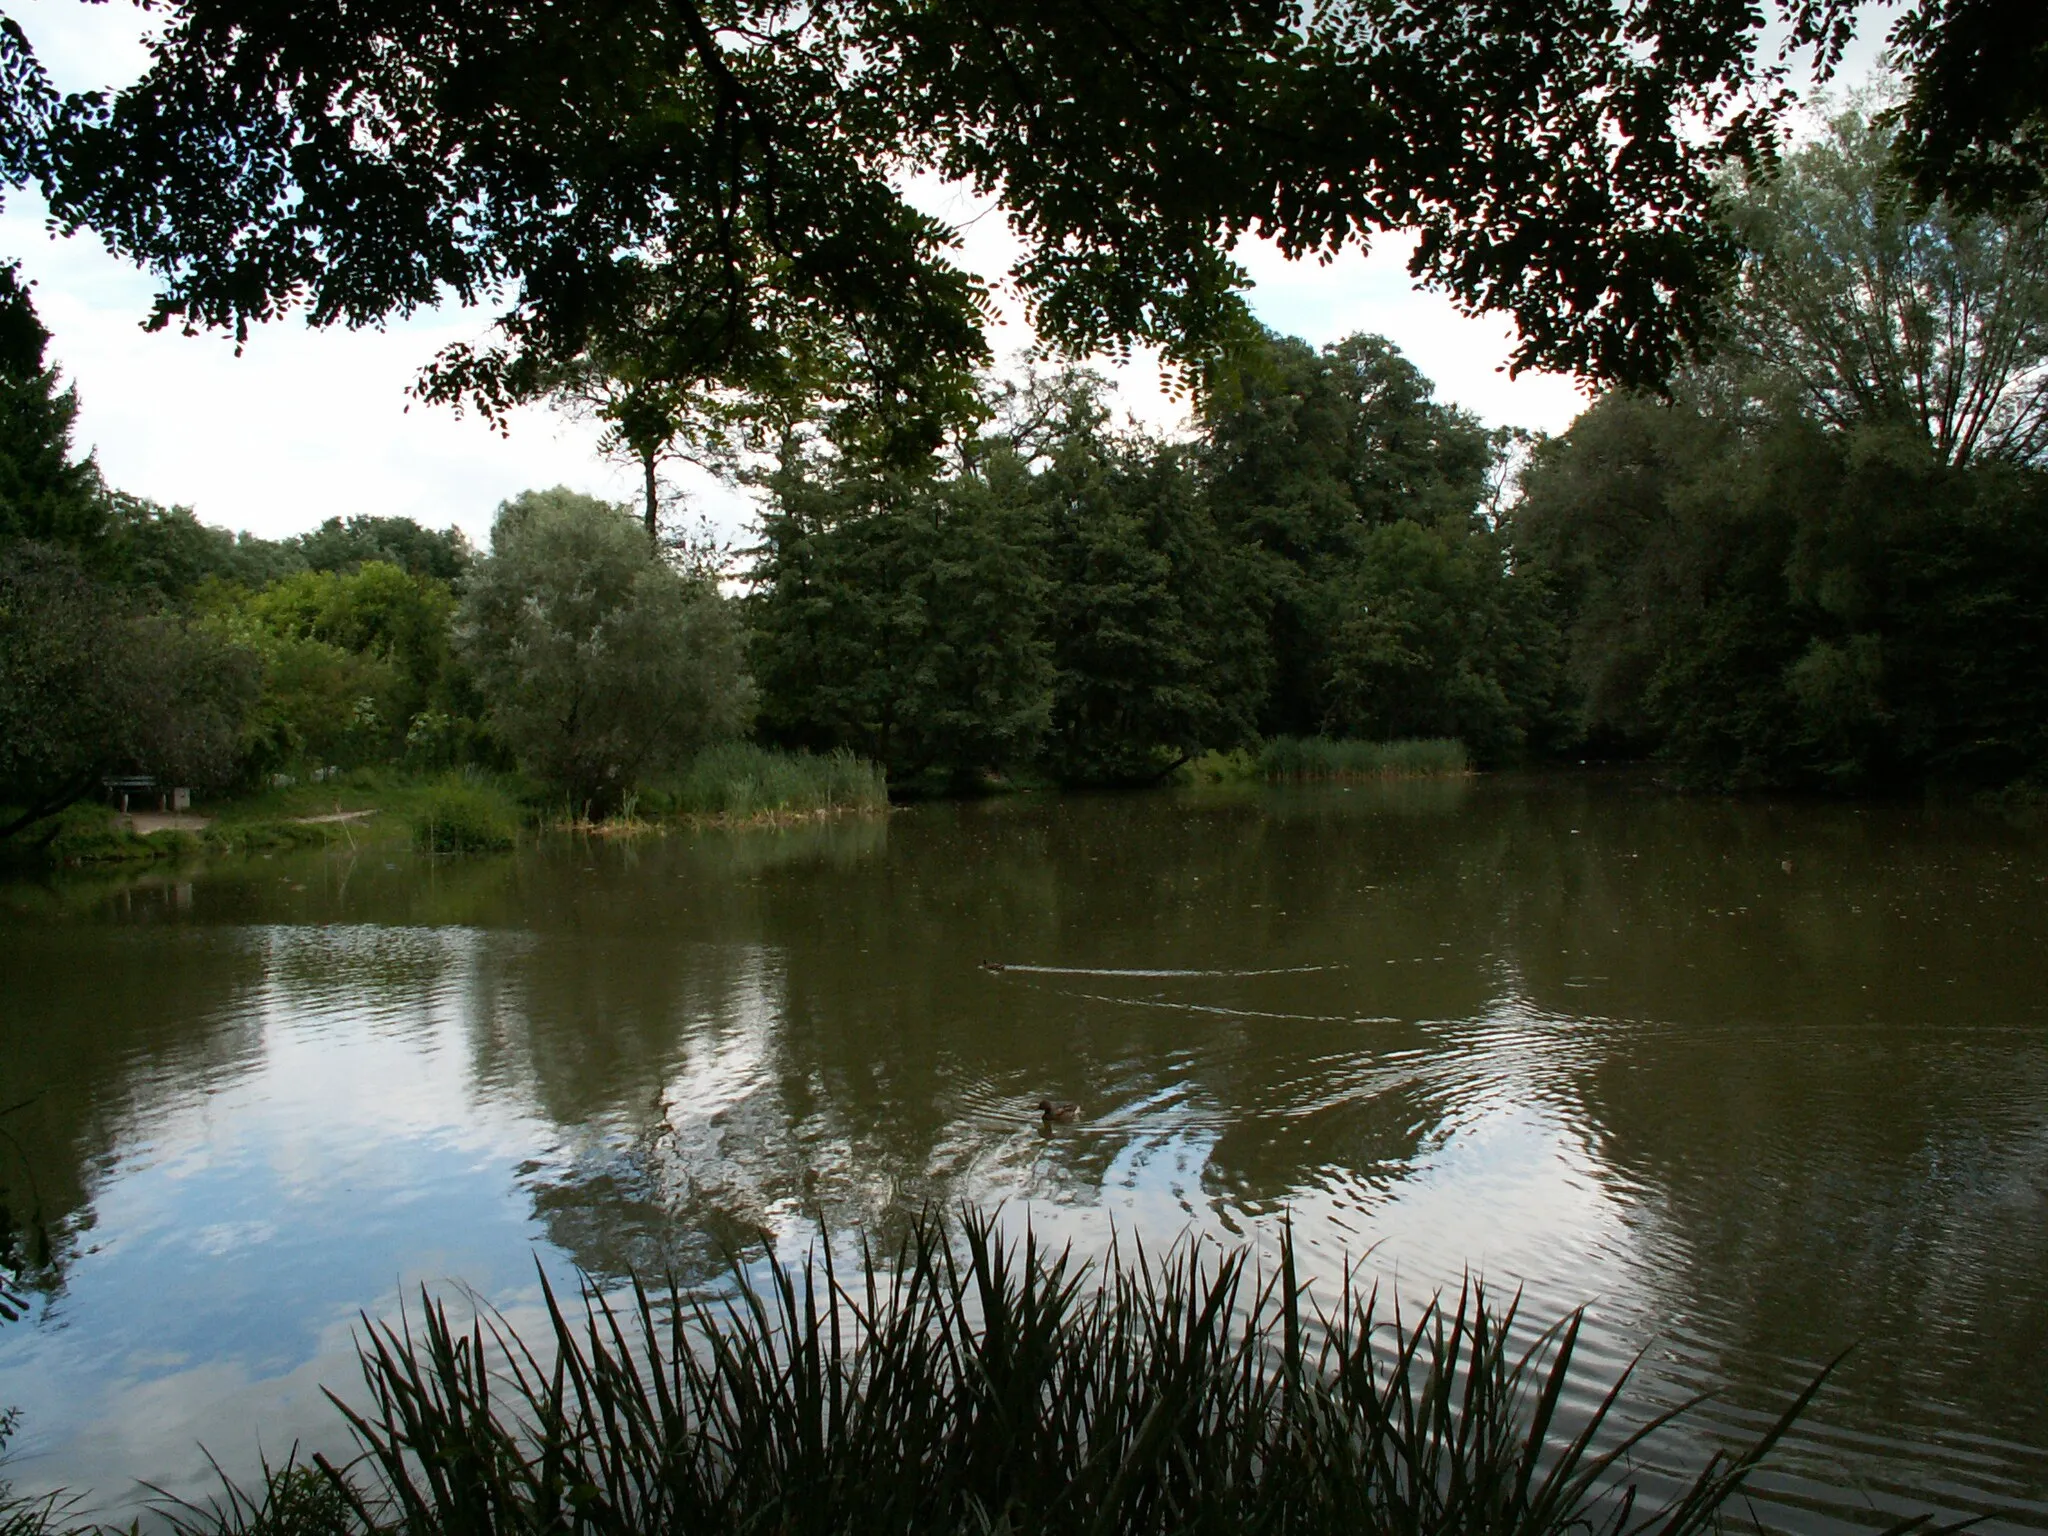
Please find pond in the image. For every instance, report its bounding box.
[1,775,2045,1530]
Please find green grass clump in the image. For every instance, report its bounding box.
[656,744,887,820]
[170,1214,1833,1536]
[1182,749,1263,785]
[1260,736,1470,781]
[411,780,517,853]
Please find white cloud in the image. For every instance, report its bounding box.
[1,204,641,546]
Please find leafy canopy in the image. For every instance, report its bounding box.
[5,0,2025,427]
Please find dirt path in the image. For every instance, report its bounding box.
[291,809,379,824]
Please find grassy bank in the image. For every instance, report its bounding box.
[1,747,892,868]
[92,1213,1829,1536]
[1190,737,1471,784]
[0,771,530,868]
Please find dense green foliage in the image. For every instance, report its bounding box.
[291,517,472,582]
[751,350,1551,787]
[0,543,259,837]
[1259,737,1471,781]
[1511,109,2048,792]
[199,563,464,774]
[0,269,503,840]
[1204,334,1561,756]
[163,1216,1817,1536]
[412,779,517,854]
[1515,398,2048,790]
[8,98,2047,823]
[749,448,1055,792]
[459,490,754,816]
[1036,393,1271,786]
[653,743,888,820]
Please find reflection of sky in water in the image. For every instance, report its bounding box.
[4,793,2047,1532]
[3,937,1637,1515]
[2,926,580,1511]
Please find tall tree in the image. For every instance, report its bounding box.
[1513,387,2048,791]
[1027,375,1269,784]
[749,442,1052,789]
[1202,329,1498,738]
[291,515,471,581]
[458,489,753,813]
[1724,104,2048,467]
[0,262,98,547]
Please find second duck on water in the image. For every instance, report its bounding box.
[1037,1098,1080,1123]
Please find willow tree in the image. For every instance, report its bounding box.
[1725,104,2048,467]
[457,489,753,814]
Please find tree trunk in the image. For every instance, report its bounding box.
[642,451,659,547]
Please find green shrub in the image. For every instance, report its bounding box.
[411,780,516,853]
[656,744,888,819]
[1182,749,1262,785]
[458,490,753,815]
[169,1213,1829,1536]
[1259,736,1470,780]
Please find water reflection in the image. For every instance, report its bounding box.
[0,779,2044,1528]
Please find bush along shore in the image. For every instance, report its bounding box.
[1,747,896,869]
[10,1213,1867,1536]
[3,732,1479,869]
[1187,737,1472,785]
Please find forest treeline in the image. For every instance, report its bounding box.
[3,104,2046,835]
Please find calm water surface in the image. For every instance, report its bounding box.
[2,776,2045,1528]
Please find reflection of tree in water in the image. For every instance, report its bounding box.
[22,783,2038,1518]
[1470,785,2048,1516]
[0,900,274,1303]
[497,783,2048,1524]
[0,1107,50,1324]
[502,789,1516,1281]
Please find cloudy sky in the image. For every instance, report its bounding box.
[1,0,1878,548]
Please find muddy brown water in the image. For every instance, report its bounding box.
[2,775,2045,1528]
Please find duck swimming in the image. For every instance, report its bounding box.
[1037,1098,1080,1123]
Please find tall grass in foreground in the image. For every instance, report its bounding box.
[654,744,888,820]
[165,1214,1877,1536]
[1261,736,1470,781]
[0,1409,72,1536]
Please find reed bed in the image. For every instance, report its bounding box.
[1260,737,1471,781]
[162,1214,1852,1536]
[653,745,888,821]
[411,780,518,853]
